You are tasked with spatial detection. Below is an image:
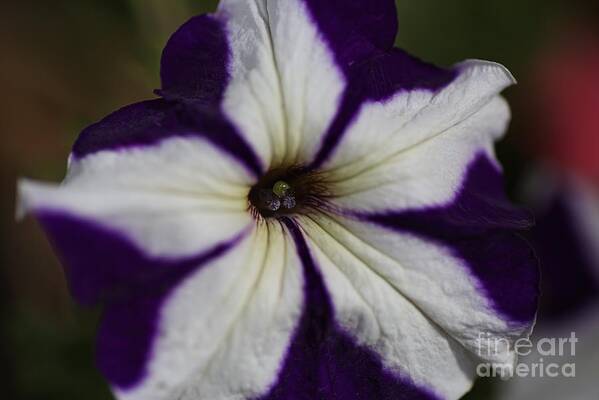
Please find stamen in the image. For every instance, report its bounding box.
[259,189,281,211]
[281,195,296,209]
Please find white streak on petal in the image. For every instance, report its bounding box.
[219,0,285,167]
[303,214,526,370]
[301,217,476,400]
[17,137,254,258]
[266,0,345,165]
[219,0,345,168]
[324,61,514,179]
[330,96,509,211]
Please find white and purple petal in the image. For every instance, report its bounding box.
[324,153,539,369]
[277,0,458,167]
[358,153,538,322]
[319,80,541,359]
[215,0,347,168]
[158,0,453,172]
[310,48,458,169]
[112,223,303,400]
[20,132,255,259]
[255,220,442,399]
[296,217,475,399]
[320,61,514,177]
[72,99,264,178]
[35,211,244,390]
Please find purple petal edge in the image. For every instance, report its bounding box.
[301,0,398,71]
[160,14,229,104]
[36,210,245,389]
[359,153,540,325]
[254,218,439,400]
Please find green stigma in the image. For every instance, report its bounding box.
[248,166,323,218]
[272,180,292,197]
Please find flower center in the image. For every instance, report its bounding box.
[248,166,328,219]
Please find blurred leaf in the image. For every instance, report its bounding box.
[7,307,112,400]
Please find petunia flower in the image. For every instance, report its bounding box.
[528,25,599,186]
[17,1,539,399]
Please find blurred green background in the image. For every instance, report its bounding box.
[1,0,597,399]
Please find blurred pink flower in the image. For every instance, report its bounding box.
[531,26,599,186]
